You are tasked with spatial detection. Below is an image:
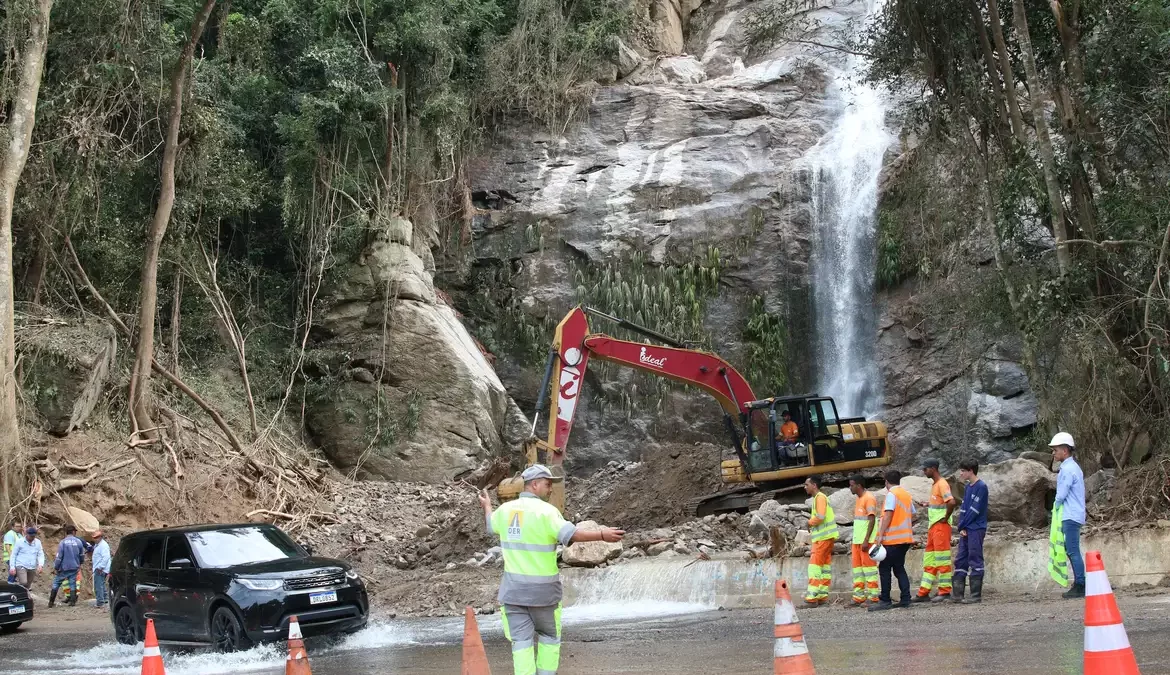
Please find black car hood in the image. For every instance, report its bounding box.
[221,557,348,577]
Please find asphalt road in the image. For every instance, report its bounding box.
[4,591,1170,674]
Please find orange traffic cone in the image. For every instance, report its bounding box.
[462,606,492,675]
[774,579,816,675]
[286,615,312,675]
[140,618,165,675]
[1083,551,1140,675]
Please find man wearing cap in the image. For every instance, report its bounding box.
[914,458,955,603]
[91,530,112,609]
[1050,432,1086,598]
[3,520,22,583]
[51,525,86,607]
[8,526,45,593]
[478,464,625,675]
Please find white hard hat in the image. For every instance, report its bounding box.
[1048,432,1076,448]
[868,544,887,562]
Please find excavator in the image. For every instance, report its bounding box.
[497,306,894,516]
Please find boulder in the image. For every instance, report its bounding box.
[613,37,643,78]
[17,316,117,435]
[829,489,857,525]
[954,458,1056,527]
[647,541,673,556]
[562,521,622,567]
[67,506,100,540]
[305,227,525,483]
[750,499,787,535]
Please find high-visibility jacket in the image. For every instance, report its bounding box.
[490,493,577,606]
[1048,504,1069,587]
[882,486,915,545]
[2,529,18,565]
[808,492,839,542]
[852,491,878,545]
[928,478,955,526]
[780,421,800,442]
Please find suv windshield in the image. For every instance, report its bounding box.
[186,526,304,568]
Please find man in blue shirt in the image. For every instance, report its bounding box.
[1051,432,1086,598]
[51,525,86,607]
[953,459,989,604]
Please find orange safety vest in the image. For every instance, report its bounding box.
[882,486,915,545]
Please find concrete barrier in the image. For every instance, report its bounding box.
[563,527,1170,609]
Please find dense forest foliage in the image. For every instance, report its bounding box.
[867,0,1169,499]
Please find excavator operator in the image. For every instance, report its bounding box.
[779,409,800,443]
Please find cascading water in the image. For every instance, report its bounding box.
[810,4,895,419]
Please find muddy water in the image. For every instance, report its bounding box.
[9,595,1170,674]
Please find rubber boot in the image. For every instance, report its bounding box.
[48,588,58,608]
[912,593,931,603]
[950,577,966,603]
[67,586,78,606]
[1062,582,1085,599]
[963,576,983,604]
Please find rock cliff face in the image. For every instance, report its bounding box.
[450,0,889,472]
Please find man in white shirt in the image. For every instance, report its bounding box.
[91,530,112,608]
[9,527,45,592]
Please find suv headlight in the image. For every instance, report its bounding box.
[237,577,283,591]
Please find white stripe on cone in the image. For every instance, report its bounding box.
[142,646,162,657]
[1085,570,1113,597]
[774,599,798,626]
[1084,623,1132,653]
[774,637,810,658]
[289,618,303,640]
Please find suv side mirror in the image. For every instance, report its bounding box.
[168,558,194,570]
[300,542,315,556]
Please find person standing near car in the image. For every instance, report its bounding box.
[3,521,21,583]
[50,525,86,607]
[8,526,44,593]
[91,530,111,609]
[479,465,625,675]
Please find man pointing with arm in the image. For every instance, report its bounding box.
[479,465,624,675]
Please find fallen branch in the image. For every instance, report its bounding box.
[61,460,99,472]
[57,458,137,491]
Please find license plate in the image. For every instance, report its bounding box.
[8,605,24,615]
[309,591,337,605]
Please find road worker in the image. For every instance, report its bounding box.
[914,459,955,602]
[847,474,879,606]
[802,475,838,607]
[869,469,915,611]
[953,459,988,604]
[1049,432,1086,599]
[479,465,624,675]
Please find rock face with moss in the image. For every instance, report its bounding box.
[304,217,529,482]
[17,316,118,436]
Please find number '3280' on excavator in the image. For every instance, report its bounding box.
[497,306,894,516]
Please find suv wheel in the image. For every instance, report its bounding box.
[210,607,250,653]
[1,623,20,634]
[114,606,139,645]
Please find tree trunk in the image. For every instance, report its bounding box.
[984,0,1029,147]
[1011,0,1071,275]
[969,0,1011,139]
[127,0,217,437]
[0,0,54,517]
[1048,0,1114,189]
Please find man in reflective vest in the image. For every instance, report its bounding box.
[1050,432,1086,599]
[802,475,838,607]
[848,474,879,606]
[914,459,956,602]
[479,465,625,675]
[869,469,916,611]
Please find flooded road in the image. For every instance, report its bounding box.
[5,593,1170,674]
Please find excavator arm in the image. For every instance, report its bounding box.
[500,306,758,512]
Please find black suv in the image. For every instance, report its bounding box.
[109,523,367,651]
[0,581,33,633]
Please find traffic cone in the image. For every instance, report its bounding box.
[1083,551,1140,675]
[462,606,492,675]
[286,615,312,675]
[773,579,816,675]
[140,618,165,675]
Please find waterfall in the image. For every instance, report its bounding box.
[810,10,894,419]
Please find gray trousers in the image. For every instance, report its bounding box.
[501,603,563,675]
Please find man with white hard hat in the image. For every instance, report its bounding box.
[1048,432,1086,598]
[479,464,624,675]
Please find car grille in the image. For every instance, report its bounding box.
[284,570,345,591]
